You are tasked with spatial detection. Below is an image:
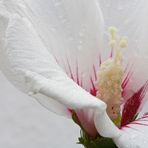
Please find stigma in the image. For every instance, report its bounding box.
[96,27,128,123]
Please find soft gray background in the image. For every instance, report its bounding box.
[0,72,82,148]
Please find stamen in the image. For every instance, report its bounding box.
[109,26,118,40]
[119,37,128,48]
[96,27,128,124]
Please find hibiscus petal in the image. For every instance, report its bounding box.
[114,114,148,148]
[8,0,104,90]
[0,6,107,119]
[94,111,121,138]
[0,8,70,116]
[98,0,148,94]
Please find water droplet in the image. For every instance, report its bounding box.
[106,2,111,8]
[131,135,136,139]
[50,27,56,32]
[78,45,82,51]
[118,5,123,10]
[79,40,83,44]
[143,140,148,144]
[69,36,74,41]
[82,73,86,78]
[79,32,84,37]
[59,14,64,19]
[53,0,62,6]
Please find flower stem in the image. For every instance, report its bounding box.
[78,130,117,148]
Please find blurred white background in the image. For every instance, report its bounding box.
[0,72,82,148]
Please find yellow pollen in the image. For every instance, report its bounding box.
[119,37,128,48]
[96,27,127,123]
[109,26,118,40]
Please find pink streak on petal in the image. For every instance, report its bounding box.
[110,48,113,58]
[122,66,134,90]
[121,81,148,127]
[123,64,128,75]
[76,62,80,85]
[138,115,148,120]
[75,61,83,87]
[144,112,148,116]
[90,77,97,96]
[130,122,148,126]
[60,58,69,75]
[99,53,102,66]
[68,109,73,114]
[121,114,148,134]
[136,119,148,122]
[53,55,59,64]
[121,125,131,129]
[126,114,148,128]
[66,58,74,80]
[121,64,135,101]
[93,65,97,81]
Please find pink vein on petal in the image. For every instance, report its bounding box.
[122,64,134,90]
[66,58,74,80]
[141,116,148,120]
[90,77,97,96]
[121,81,148,127]
[93,65,97,81]
[66,58,76,115]
[122,114,148,132]
[75,61,83,87]
[123,63,130,74]
[99,53,102,66]
[76,62,80,85]
[129,121,148,127]
[136,119,148,122]
[52,53,60,64]
[110,48,113,58]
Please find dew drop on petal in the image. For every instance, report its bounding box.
[52,0,62,6]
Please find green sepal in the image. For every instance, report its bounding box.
[78,130,118,148]
[72,111,118,148]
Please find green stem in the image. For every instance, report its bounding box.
[72,111,118,148]
[78,130,118,148]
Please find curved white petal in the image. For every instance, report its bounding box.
[114,114,148,148]
[7,0,104,90]
[0,6,107,119]
[94,111,121,138]
[0,9,69,116]
[98,0,148,90]
[0,3,9,68]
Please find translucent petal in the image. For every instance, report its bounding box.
[114,114,148,148]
